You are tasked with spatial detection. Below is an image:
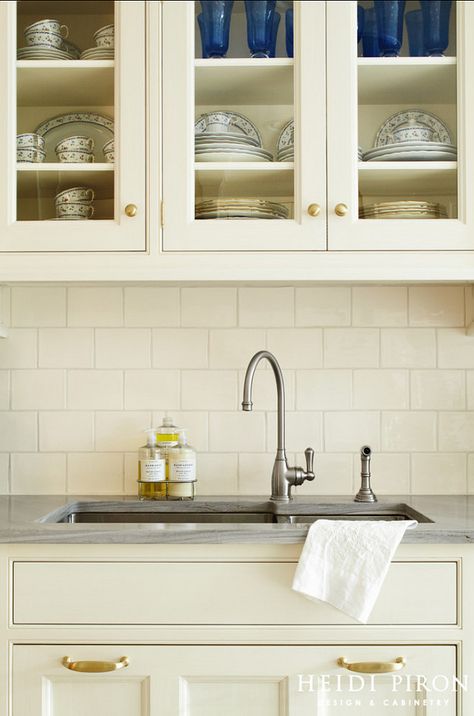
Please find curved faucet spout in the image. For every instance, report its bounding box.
[241,350,285,452]
[242,351,315,502]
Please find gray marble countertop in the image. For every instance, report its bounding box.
[0,494,474,544]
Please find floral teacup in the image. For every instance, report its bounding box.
[55,135,94,153]
[56,202,94,219]
[55,186,95,205]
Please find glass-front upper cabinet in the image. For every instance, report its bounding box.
[162,1,326,251]
[0,0,145,251]
[327,0,474,250]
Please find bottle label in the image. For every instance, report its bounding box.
[170,460,196,482]
[140,459,165,482]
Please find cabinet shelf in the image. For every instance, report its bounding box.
[195,162,294,197]
[358,57,456,105]
[195,59,293,105]
[17,61,114,106]
[17,163,114,197]
[358,161,457,195]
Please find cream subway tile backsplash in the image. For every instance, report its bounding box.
[39,412,94,452]
[409,286,465,327]
[39,328,93,368]
[0,329,37,368]
[296,370,351,410]
[295,287,351,326]
[382,412,437,452]
[266,328,323,368]
[0,284,473,495]
[0,412,37,452]
[0,372,9,410]
[209,328,266,368]
[124,370,180,410]
[11,287,66,327]
[411,453,467,494]
[353,369,409,410]
[124,287,180,327]
[68,287,123,327]
[182,370,237,411]
[411,370,465,410]
[12,370,65,410]
[181,287,237,327]
[238,287,294,327]
[67,453,124,494]
[95,329,152,369]
[352,287,407,327]
[324,328,380,368]
[324,411,380,452]
[381,328,436,368]
[11,453,66,494]
[67,370,123,410]
[152,328,208,368]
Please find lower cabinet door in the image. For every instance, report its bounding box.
[13,644,456,715]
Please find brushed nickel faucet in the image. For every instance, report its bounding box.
[242,350,315,502]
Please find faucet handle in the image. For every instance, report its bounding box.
[304,447,315,480]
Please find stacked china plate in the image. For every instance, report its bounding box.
[196,199,289,220]
[80,46,114,59]
[364,110,457,162]
[18,45,70,59]
[277,120,294,162]
[360,200,448,220]
[358,146,363,161]
[195,111,272,162]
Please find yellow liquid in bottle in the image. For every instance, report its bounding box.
[156,432,179,481]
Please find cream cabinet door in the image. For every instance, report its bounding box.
[162,1,326,252]
[0,1,146,251]
[327,0,474,251]
[13,644,456,715]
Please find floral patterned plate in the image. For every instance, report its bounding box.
[34,112,114,162]
[277,119,294,152]
[374,110,452,147]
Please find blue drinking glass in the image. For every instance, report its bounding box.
[420,0,452,56]
[269,11,281,58]
[285,8,293,58]
[362,7,380,57]
[374,0,406,57]
[405,9,425,57]
[244,0,276,58]
[197,14,211,58]
[199,0,234,58]
[357,5,365,44]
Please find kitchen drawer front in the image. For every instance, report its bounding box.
[12,560,458,626]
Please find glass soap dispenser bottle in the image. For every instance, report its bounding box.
[168,429,197,500]
[137,428,166,500]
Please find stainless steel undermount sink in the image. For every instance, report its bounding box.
[40,501,432,525]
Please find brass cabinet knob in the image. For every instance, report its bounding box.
[335,203,349,217]
[307,203,321,217]
[125,204,138,217]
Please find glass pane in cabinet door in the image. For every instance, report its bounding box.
[16,0,115,222]
[357,0,457,222]
[194,0,294,222]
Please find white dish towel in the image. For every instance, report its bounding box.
[292,519,417,624]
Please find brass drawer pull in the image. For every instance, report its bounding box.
[62,656,129,673]
[337,656,406,674]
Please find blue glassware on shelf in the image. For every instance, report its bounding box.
[362,7,380,57]
[199,0,234,58]
[374,0,406,57]
[285,8,293,58]
[197,14,211,58]
[269,11,281,58]
[420,0,452,56]
[405,9,425,57]
[244,0,276,58]
[357,5,365,44]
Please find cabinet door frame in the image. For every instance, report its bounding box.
[326,0,474,251]
[0,0,146,252]
[162,0,327,252]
